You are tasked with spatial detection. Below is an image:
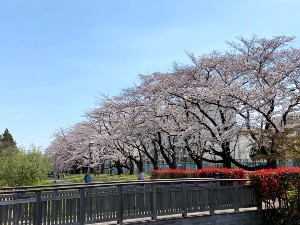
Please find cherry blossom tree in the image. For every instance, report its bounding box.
[139,70,237,168]
[221,36,300,168]
[47,35,300,172]
[137,35,300,170]
[45,122,103,173]
[181,35,299,169]
[86,97,140,174]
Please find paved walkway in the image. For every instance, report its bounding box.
[46,178,77,185]
[90,207,259,225]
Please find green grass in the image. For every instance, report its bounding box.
[63,173,151,183]
[36,173,152,185]
[0,178,56,187]
[1,174,152,187]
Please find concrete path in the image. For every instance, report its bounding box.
[90,207,259,225]
[46,178,77,185]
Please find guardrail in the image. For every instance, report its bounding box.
[0,178,258,225]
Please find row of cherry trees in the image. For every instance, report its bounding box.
[46,35,300,174]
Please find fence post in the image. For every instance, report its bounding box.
[209,182,215,215]
[14,192,21,224]
[34,191,42,225]
[151,183,157,220]
[52,189,58,224]
[79,187,85,225]
[234,181,240,212]
[214,173,220,186]
[0,206,4,224]
[117,185,124,225]
[181,183,187,217]
[257,195,263,211]
[0,205,2,224]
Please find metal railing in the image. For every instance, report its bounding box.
[0,179,259,225]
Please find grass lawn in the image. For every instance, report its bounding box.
[40,173,152,185]
[64,173,151,183]
[1,173,152,187]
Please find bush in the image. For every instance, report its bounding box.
[151,168,246,183]
[151,169,191,179]
[249,168,300,225]
[192,168,246,179]
[249,168,300,202]
[0,146,51,187]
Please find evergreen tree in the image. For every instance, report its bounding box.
[0,129,17,155]
[0,134,2,149]
[1,128,17,149]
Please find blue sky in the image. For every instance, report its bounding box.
[1,0,300,149]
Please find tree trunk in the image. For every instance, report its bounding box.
[129,159,134,175]
[222,156,232,168]
[222,142,232,168]
[157,132,177,169]
[115,160,123,175]
[153,161,159,170]
[267,159,277,169]
[100,163,105,174]
[196,159,203,169]
[137,160,144,173]
[184,142,203,169]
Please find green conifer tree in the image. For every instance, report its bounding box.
[0,128,17,150]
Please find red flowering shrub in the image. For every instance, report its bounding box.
[249,168,300,224]
[151,169,191,179]
[151,168,246,183]
[249,168,300,201]
[193,168,246,179]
